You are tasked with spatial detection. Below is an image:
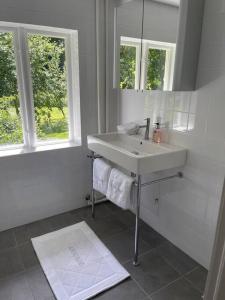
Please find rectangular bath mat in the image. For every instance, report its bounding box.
[32,221,129,300]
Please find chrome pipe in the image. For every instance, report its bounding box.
[90,151,95,218]
[139,172,183,188]
[133,175,141,266]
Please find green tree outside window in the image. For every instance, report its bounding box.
[0,32,69,145]
[146,48,166,91]
[120,45,136,89]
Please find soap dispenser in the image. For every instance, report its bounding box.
[152,122,162,143]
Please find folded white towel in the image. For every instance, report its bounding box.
[93,159,112,195]
[106,168,134,210]
[117,122,139,135]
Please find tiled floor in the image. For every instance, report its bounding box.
[0,202,207,300]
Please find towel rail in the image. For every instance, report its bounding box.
[137,172,183,188]
[88,151,183,266]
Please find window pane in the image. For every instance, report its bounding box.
[120,45,136,89]
[146,48,166,91]
[27,34,69,142]
[0,32,23,146]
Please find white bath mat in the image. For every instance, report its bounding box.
[31,221,129,300]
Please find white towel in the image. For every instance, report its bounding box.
[106,168,134,210]
[93,159,112,195]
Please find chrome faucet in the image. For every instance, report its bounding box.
[139,118,150,140]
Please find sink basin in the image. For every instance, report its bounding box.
[87,133,187,175]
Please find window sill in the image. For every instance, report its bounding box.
[0,140,82,158]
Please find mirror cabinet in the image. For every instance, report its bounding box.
[110,0,205,91]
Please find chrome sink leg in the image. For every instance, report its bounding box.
[91,151,95,218]
[133,175,141,266]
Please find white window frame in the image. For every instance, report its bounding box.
[120,36,176,91]
[120,37,141,90]
[0,21,81,153]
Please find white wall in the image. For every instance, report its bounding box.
[0,0,98,230]
[117,0,225,269]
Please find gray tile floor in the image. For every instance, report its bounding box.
[0,202,207,300]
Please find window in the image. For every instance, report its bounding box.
[120,36,176,91]
[0,22,80,151]
[0,32,23,146]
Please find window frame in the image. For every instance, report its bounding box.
[120,37,141,90]
[0,21,81,152]
[120,36,176,91]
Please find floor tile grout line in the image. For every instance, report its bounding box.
[23,269,36,300]
[102,227,134,241]
[149,274,185,297]
[121,248,191,299]
[0,244,18,253]
[0,269,27,283]
[17,242,27,272]
[183,265,200,276]
[183,276,205,295]
[157,250,205,280]
[146,242,185,275]
[97,228,131,242]
[130,276,151,298]
[156,254,183,275]
[0,203,206,300]
[123,255,185,298]
[121,244,166,266]
[12,229,18,248]
[152,242,201,276]
[128,268,182,299]
[149,271,204,298]
[182,265,207,294]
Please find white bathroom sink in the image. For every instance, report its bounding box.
[87,133,187,175]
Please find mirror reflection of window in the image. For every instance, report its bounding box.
[146,48,166,91]
[120,45,136,89]
[119,37,175,91]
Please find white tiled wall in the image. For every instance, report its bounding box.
[117,0,225,269]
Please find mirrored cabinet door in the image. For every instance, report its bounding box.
[112,0,204,92]
[115,0,143,90]
[142,0,179,91]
